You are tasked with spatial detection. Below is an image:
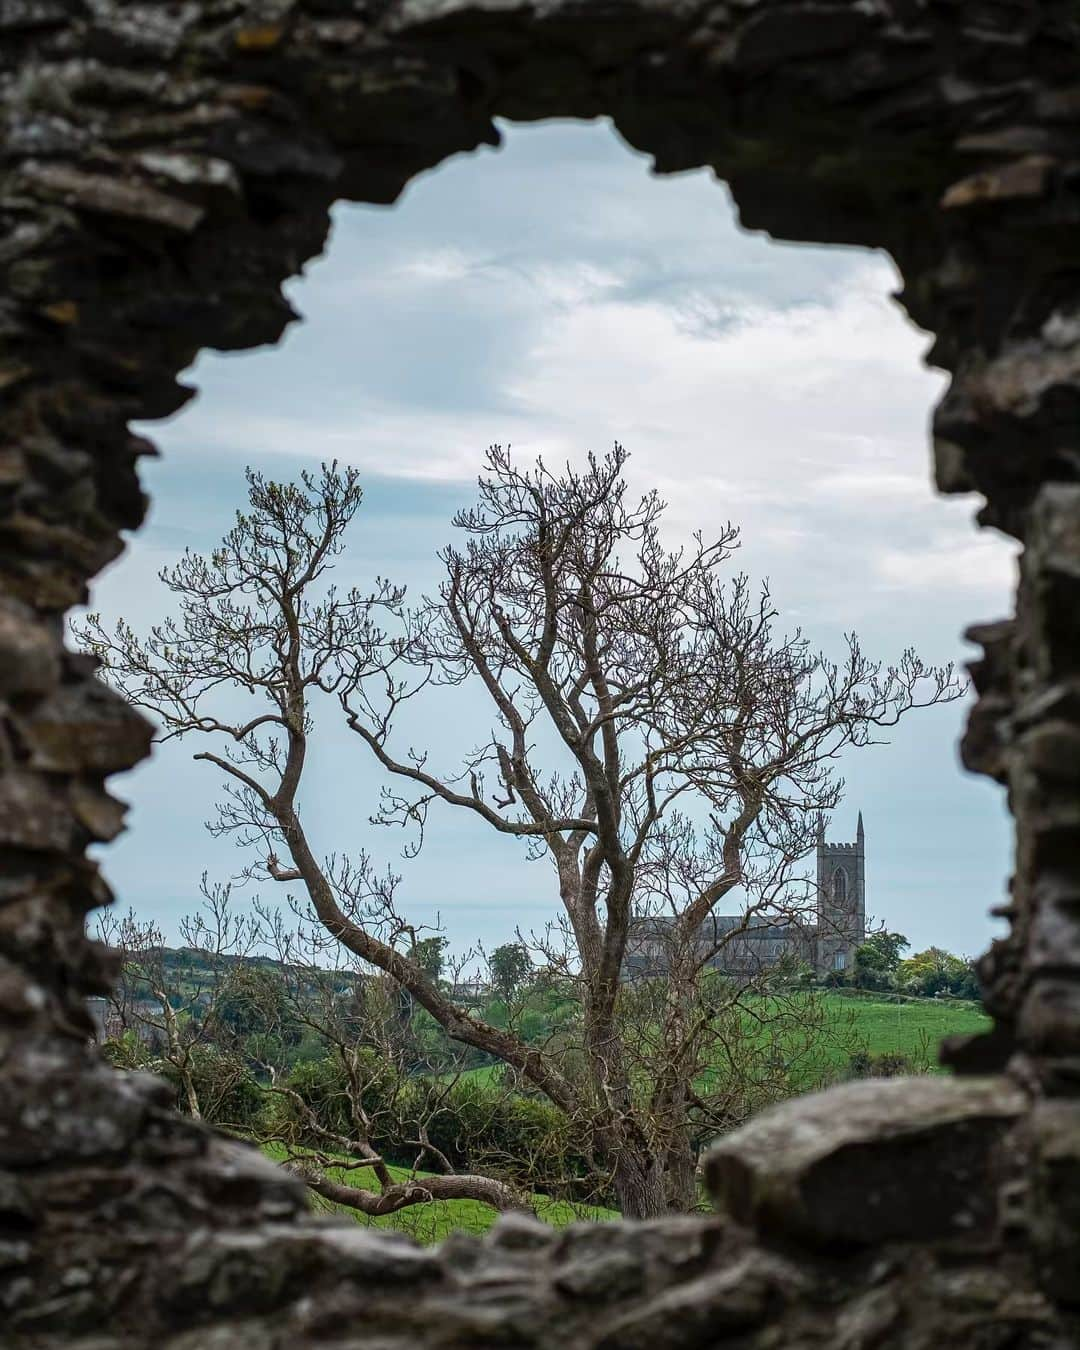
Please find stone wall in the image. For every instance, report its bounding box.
[1,0,1079,1344]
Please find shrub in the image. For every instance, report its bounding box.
[270,1049,405,1142]
[896,948,980,999]
[102,1034,263,1128]
[843,1049,915,1080]
[272,1055,598,1200]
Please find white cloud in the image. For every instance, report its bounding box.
[875,533,1018,593]
[394,248,478,284]
[170,246,1012,628]
[810,471,929,502]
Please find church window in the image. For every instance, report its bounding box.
[832,867,848,904]
[834,951,847,971]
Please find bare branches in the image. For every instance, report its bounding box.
[84,449,964,1221]
[334,443,963,1215]
[246,905,546,1218]
[95,878,262,1122]
[74,462,405,804]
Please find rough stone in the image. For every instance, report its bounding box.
[0,771,77,852]
[941,154,1057,208]
[594,1255,778,1349]
[0,1040,167,1165]
[704,1076,1028,1247]
[16,162,206,231]
[553,1248,643,1301]
[0,596,60,694]
[1023,1101,1080,1308]
[485,1210,556,1252]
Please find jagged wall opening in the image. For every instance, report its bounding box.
[92,113,1004,987]
[2,2,1079,1344]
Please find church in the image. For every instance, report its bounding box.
[624,814,867,980]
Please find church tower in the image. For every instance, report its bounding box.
[815,812,866,972]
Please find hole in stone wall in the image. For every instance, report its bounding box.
[79,117,1017,1230]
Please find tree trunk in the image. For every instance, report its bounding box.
[304,1169,531,1217]
[179,1065,202,1121]
[662,1140,699,1213]
[611,1149,668,1220]
[657,1072,699,1213]
[157,988,202,1120]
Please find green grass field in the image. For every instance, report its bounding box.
[453,993,989,1082]
[822,992,989,1068]
[442,993,990,1114]
[435,1062,504,1088]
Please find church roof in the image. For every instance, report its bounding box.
[630,914,811,942]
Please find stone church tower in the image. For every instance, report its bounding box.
[815,812,866,972]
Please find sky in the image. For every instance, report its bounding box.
[80,117,1018,961]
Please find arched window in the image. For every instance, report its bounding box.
[832,867,848,904]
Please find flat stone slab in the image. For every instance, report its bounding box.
[704,1075,1028,1248]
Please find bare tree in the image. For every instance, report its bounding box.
[97,882,259,1122]
[248,898,531,1220]
[79,450,962,1218]
[80,466,533,1220]
[103,877,532,1222]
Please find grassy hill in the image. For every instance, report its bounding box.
[139,946,989,1078]
[821,991,988,1066]
[453,992,990,1088]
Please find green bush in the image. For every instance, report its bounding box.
[410,1078,599,1201]
[895,948,980,999]
[273,1054,598,1201]
[270,1049,405,1140]
[186,1045,265,1128]
[102,1033,262,1128]
[843,1049,916,1079]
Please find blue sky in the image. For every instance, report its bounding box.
[82,118,1017,960]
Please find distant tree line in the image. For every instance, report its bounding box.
[842,930,980,999]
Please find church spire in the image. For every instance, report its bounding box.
[857,810,864,845]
